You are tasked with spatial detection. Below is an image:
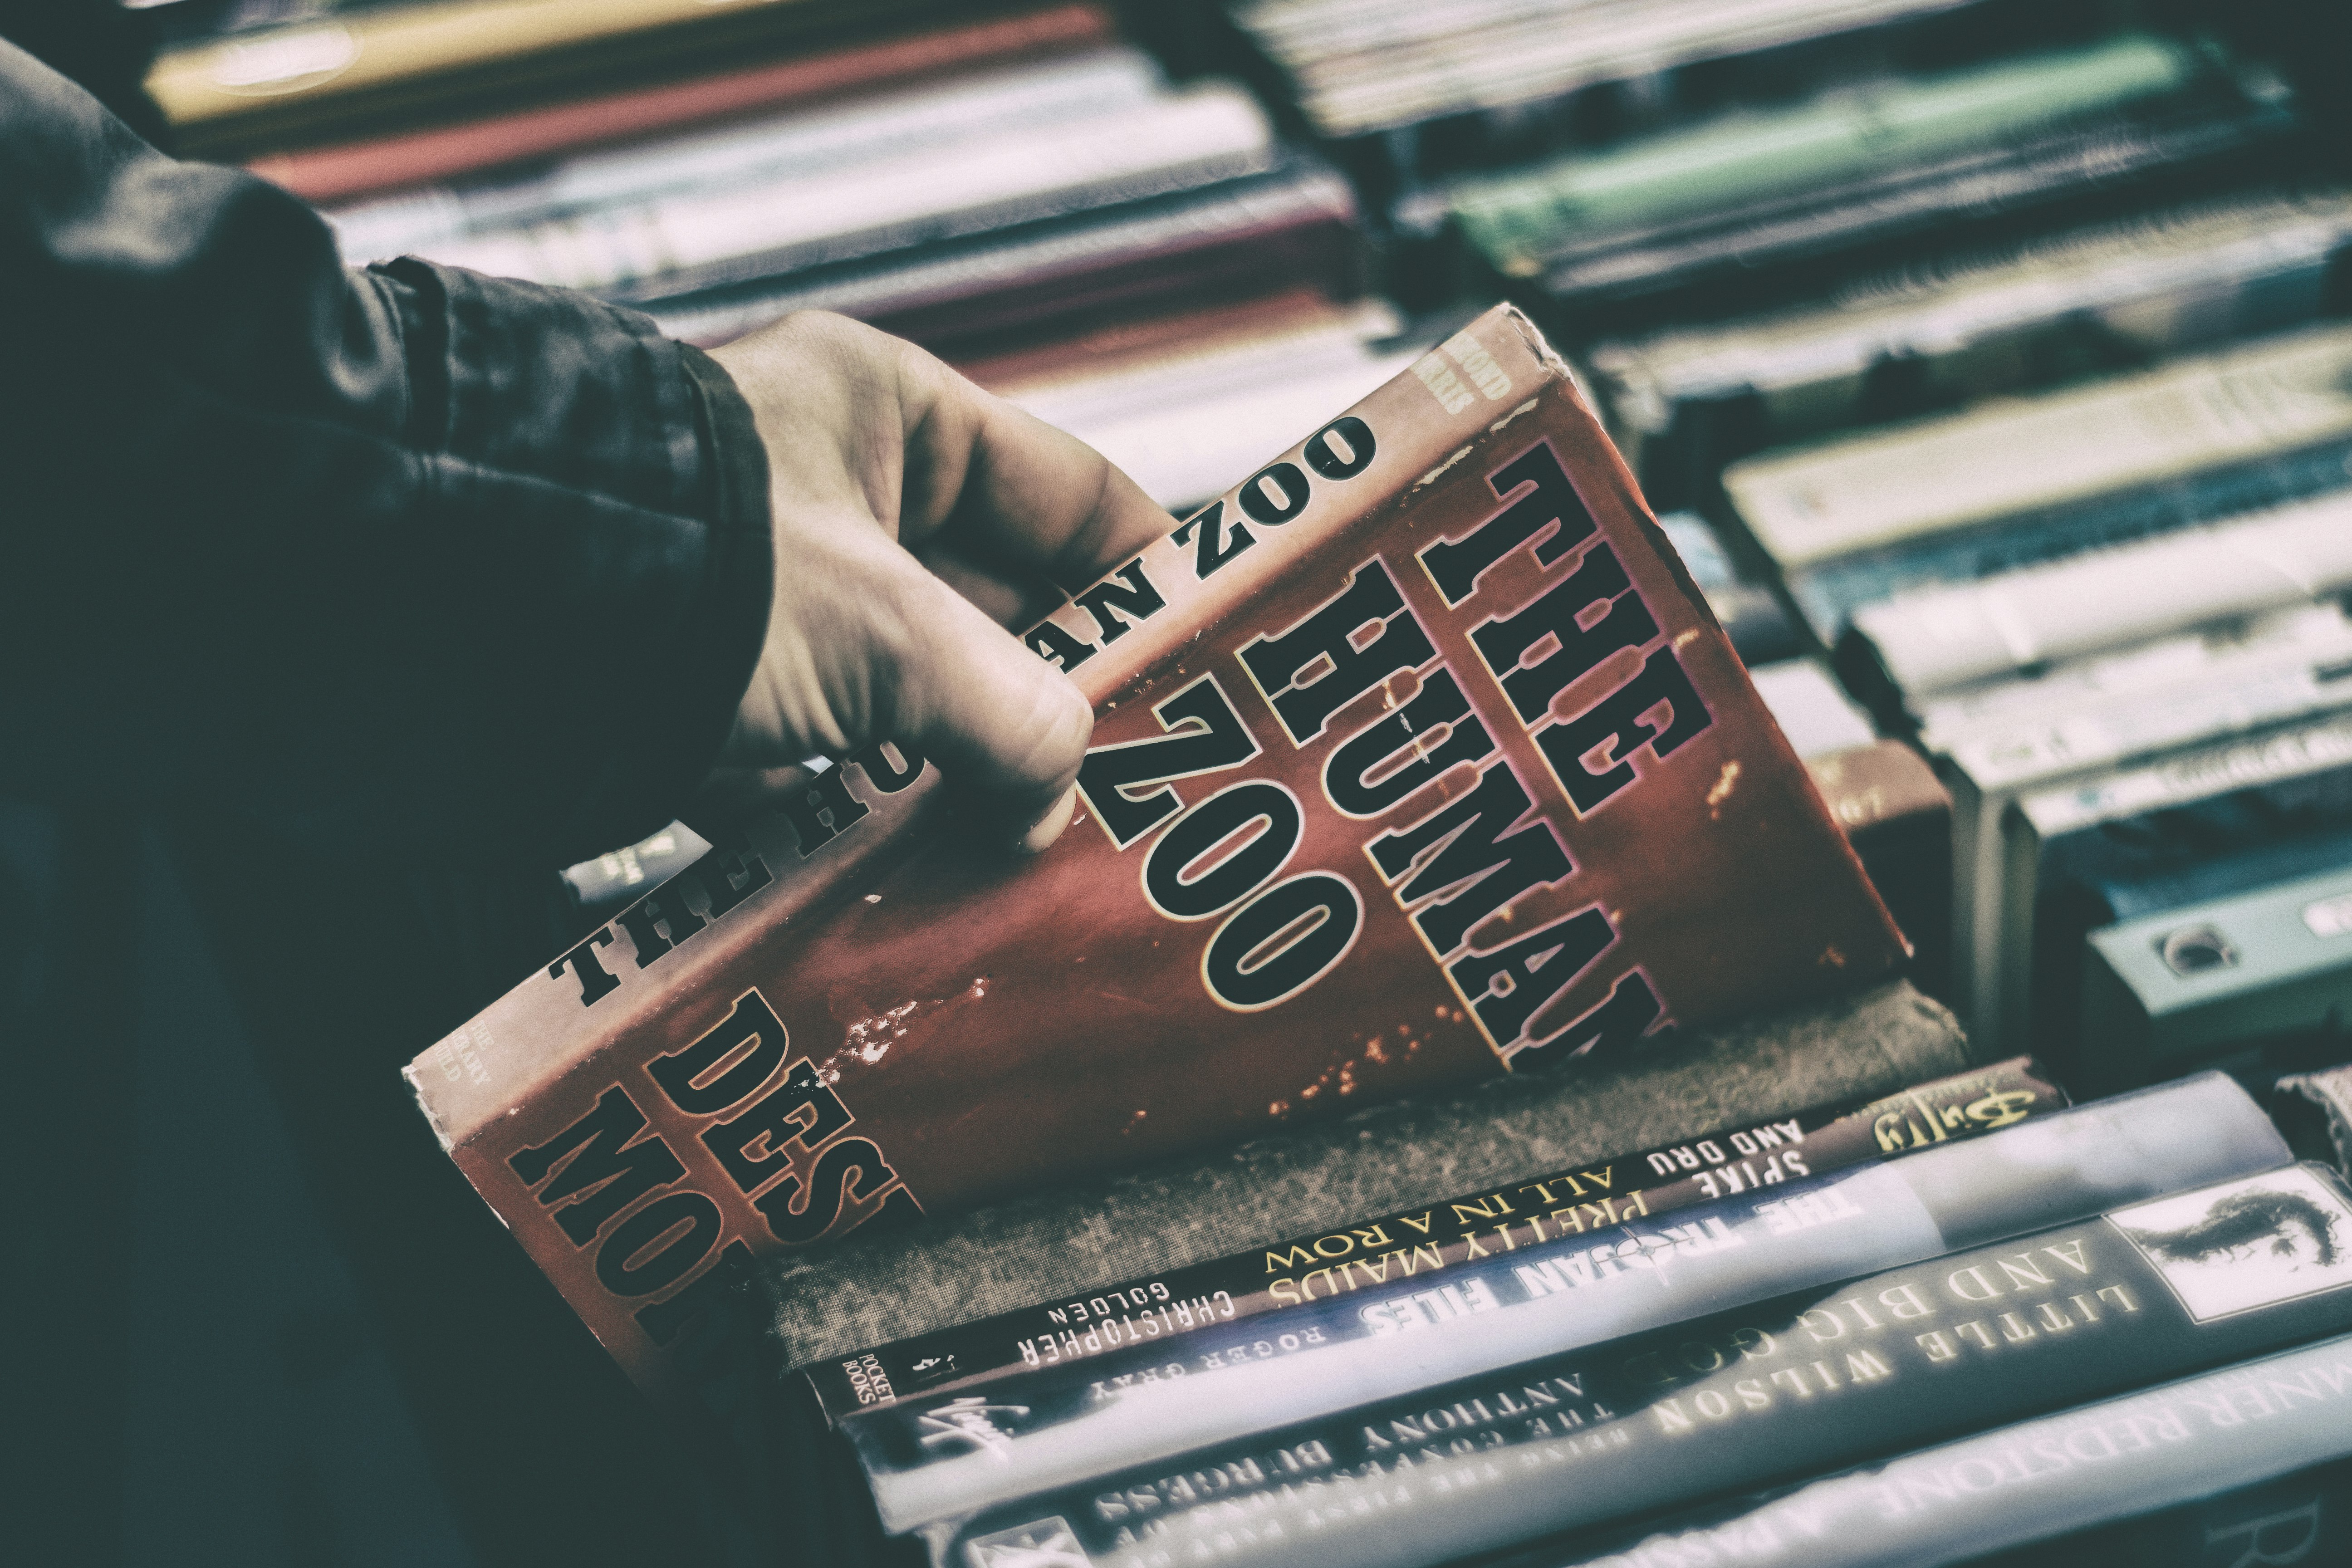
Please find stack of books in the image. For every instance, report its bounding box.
[135,0,2352,1561]
[155,0,1415,514]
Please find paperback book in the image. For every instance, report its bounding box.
[403,305,1904,1406]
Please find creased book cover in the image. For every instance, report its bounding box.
[403,304,1904,1401]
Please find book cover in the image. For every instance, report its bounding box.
[925,1161,2352,1568]
[1721,321,2352,606]
[803,1056,2063,1423]
[402,304,1903,1406]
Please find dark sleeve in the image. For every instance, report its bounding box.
[0,39,774,871]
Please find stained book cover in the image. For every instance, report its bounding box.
[403,303,1903,1403]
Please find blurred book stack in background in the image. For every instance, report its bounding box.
[142,0,1418,514]
[127,0,2352,1563]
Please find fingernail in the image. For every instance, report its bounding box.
[1016,784,1079,855]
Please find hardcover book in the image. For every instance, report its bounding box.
[1917,611,2352,1047]
[1810,739,1953,1000]
[402,304,1903,1405]
[646,158,1365,358]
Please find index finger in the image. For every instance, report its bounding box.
[898,350,1180,593]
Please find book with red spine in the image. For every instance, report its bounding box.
[243,5,1117,205]
[402,304,1905,1406]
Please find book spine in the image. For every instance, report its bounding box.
[924,1163,2352,1568]
[1593,192,2352,506]
[1790,435,2352,645]
[606,147,1285,305]
[422,92,1278,300]
[324,49,1169,262]
[1450,36,2199,275]
[2011,760,2352,1077]
[560,820,711,923]
[841,1074,2289,1533]
[1534,1331,2352,1568]
[1909,602,2352,760]
[2083,862,2352,1086]
[801,1057,2063,1422]
[1858,495,2352,698]
[1534,93,2303,321]
[155,0,960,154]
[1725,323,2352,576]
[1810,740,1952,999]
[244,5,1116,204]
[1272,0,1983,143]
[2017,708,2352,837]
[642,163,1359,350]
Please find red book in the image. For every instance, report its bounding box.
[245,5,1114,205]
[403,304,1904,1407]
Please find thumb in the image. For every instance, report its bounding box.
[895,569,1092,852]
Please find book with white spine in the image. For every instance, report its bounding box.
[1936,617,2352,1050]
[386,84,1278,300]
[1721,322,2352,574]
[1852,492,2352,699]
[325,49,1171,263]
[1911,603,2352,759]
[1590,188,2352,498]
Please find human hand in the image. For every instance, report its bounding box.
[703,312,1173,851]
